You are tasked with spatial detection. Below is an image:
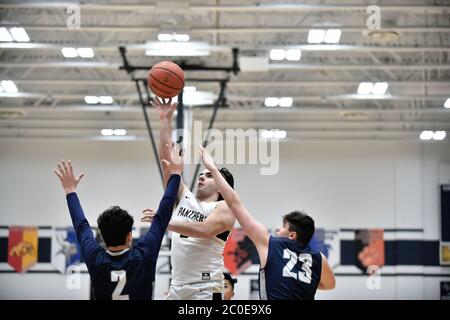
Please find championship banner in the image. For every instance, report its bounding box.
[440,243,450,265]
[52,227,81,273]
[8,226,38,273]
[354,229,385,273]
[309,228,340,269]
[223,228,259,275]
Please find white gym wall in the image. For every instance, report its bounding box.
[1,138,449,299]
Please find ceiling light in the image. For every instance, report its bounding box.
[308,29,326,44]
[274,130,287,139]
[372,82,389,95]
[264,97,279,107]
[98,96,113,104]
[444,98,450,109]
[279,97,293,107]
[77,47,94,58]
[61,47,78,58]
[10,27,30,42]
[269,49,285,61]
[0,27,13,42]
[261,130,286,139]
[433,131,446,141]
[114,129,127,136]
[261,130,274,139]
[420,130,434,141]
[324,29,341,44]
[0,80,18,93]
[101,129,114,136]
[84,96,99,104]
[173,33,190,42]
[357,82,374,95]
[285,49,301,61]
[157,33,173,41]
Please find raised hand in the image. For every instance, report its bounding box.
[151,96,178,120]
[162,143,184,175]
[141,208,156,224]
[199,146,217,171]
[54,160,85,194]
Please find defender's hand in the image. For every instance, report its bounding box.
[141,208,156,223]
[54,160,85,194]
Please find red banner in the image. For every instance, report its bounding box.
[224,228,258,275]
[8,226,38,273]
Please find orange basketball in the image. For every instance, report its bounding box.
[148,61,185,99]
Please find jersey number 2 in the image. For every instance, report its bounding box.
[282,249,313,284]
[111,270,129,300]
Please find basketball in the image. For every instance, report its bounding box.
[148,61,185,99]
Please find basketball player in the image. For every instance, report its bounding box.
[147,97,236,300]
[199,146,336,300]
[53,143,183,300]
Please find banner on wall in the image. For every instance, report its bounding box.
[223,228,259,275]
[51,227,81,273]
[441,281,450,300]
[440,185,450,265]
[354,229,385,273]
[309,228,340,269]
[7,226,39,273]
[440,243,450,265]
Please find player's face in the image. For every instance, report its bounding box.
[223,279,234,300]
[276,222,292,238]
[196,169,219,199]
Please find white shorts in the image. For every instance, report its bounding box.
[166,281,224,300]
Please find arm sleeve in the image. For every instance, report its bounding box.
[66,192,102,269]
[135,174,181,261]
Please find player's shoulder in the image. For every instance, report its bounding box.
[180,184,192,197]
[270,235,289,243]
[214,200,230,211]
[214,201,236,217]
[270,237,319,253]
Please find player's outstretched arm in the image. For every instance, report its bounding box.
[199,146,270,266]
[138,143,183,260]
[318,253,336,290]
[54,160,100,268]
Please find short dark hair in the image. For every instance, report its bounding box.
[97,206,133,247]
[223,272,237,290]
[282,211,315,246]
[218,167,234,201]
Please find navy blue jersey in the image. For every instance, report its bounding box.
[66,174,180,300]
[259,236,322,300]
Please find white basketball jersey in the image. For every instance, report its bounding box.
[170,188,227,285]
